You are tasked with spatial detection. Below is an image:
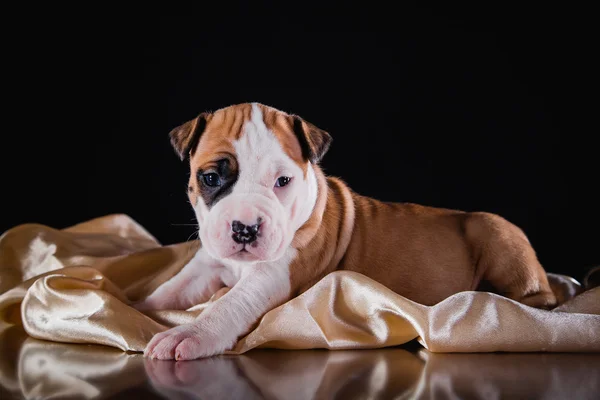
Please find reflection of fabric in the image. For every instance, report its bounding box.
[0,214,599,356]
[1,327,599,400]
[0,327,149,400]
[414,351,600,400]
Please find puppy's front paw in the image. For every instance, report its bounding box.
[144,323,233,360]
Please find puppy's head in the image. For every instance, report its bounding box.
[170,103,331,264]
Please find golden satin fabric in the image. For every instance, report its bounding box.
[1,214,599,356]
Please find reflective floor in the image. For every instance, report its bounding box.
[1,325,599,400]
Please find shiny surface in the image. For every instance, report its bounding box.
[1,327,599,400]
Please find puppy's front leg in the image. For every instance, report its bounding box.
[144,261,291,360]
[134,249,223,311]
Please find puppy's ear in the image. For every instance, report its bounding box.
[169,112,211,161]
[291,115,333,164]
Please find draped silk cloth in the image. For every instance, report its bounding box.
[1,214,599,355]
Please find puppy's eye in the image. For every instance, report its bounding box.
[275,176,291,187]
[202,173,221,187]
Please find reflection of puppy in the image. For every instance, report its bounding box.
[144,356,264,400]
[144,349,423,400]
[136,103,557,360]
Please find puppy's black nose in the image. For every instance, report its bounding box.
[231,220,261,244]
[231,220,246,233]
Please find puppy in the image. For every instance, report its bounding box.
[136,103,556,360]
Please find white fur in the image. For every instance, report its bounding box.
[197,103,318,263]
[140,103,315,359]
[135,249,223,311]
[142,248,295,360]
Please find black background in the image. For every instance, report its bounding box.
[2,4,597,280]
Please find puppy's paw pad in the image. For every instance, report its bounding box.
[174,337,204,360]
[144,328,193,360]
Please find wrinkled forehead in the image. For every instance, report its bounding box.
[190,103,307,173]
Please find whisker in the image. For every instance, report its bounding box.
[185,229,200,259]
[186,229,199,242]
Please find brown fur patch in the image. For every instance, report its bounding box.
[179,103,325,194]
[289,177,556,308]
[289,171,356,296]
[171,103,330,188]
[256,104,309,175]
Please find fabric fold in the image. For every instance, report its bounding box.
[1,214,599,355]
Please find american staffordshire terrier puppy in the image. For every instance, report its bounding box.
[136,103,557,360]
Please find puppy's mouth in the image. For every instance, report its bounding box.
[227,244,260,262]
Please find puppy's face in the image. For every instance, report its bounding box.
[169,103,331,264]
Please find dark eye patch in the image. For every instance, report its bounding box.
[195,157,239,209]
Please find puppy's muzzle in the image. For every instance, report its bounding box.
[231,219,262,244]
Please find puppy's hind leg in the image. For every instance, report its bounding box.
[466,212,557,310]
